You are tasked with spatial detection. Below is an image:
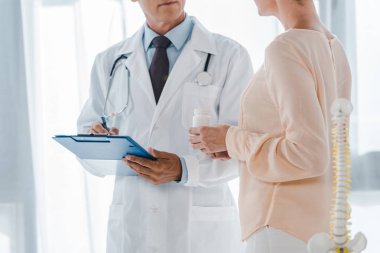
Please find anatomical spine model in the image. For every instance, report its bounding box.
[308,99,367,253]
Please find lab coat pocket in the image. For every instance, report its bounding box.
[190,206,242,253]
[107,204,124,253]
[181,82,221,129]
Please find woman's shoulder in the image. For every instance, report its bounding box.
[265,29,336,60]
[278,28,334,42]
[270,29,328,46]
[264,34,296,61]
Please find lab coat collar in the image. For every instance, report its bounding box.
[116,27,145,57]
[114,28,157,108]
[112,17,218,132]
[187,16,217,56]
[114,16,217,57]
[149,17,218,131]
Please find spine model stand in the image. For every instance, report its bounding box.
[308,98,367,253]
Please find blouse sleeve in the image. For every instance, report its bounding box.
[226,40,330,183]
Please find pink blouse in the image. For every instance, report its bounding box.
[226,29,351,242]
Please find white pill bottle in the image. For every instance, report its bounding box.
[192,108,210,127]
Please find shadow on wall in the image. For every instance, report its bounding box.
[351,152,380,191]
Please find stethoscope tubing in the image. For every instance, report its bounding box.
[109,54,129,77]
[204,53,211,72]
[102,52,213,126]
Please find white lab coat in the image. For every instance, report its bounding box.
[77,17,253,253]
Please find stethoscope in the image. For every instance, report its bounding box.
[195,53,212,86]
[101,52,213,130]
[101,54,130,130]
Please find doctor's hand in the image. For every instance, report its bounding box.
[89,122,119,135]
[123,147,182,185]
[189,125,230,154]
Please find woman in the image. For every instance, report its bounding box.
[189,0,351,252]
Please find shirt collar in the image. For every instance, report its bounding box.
[143,14,193,51]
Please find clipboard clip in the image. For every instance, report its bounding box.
[71,135,111,143]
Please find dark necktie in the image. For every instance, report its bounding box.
[149,36,171,103]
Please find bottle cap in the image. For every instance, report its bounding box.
[194,108,210,115]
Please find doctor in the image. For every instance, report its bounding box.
[77,0,253,252]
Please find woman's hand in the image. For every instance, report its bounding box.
[188,125,230,154]
[207,151,231,160]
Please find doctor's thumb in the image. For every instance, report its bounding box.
[147,147,157,156]
[147,147,163,158]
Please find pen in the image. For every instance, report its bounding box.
[101,116,110,132]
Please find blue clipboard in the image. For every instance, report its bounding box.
[52,135,156,160]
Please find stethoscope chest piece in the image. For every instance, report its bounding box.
[196,72,212,86]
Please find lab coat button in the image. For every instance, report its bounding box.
[150,207,159,213]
